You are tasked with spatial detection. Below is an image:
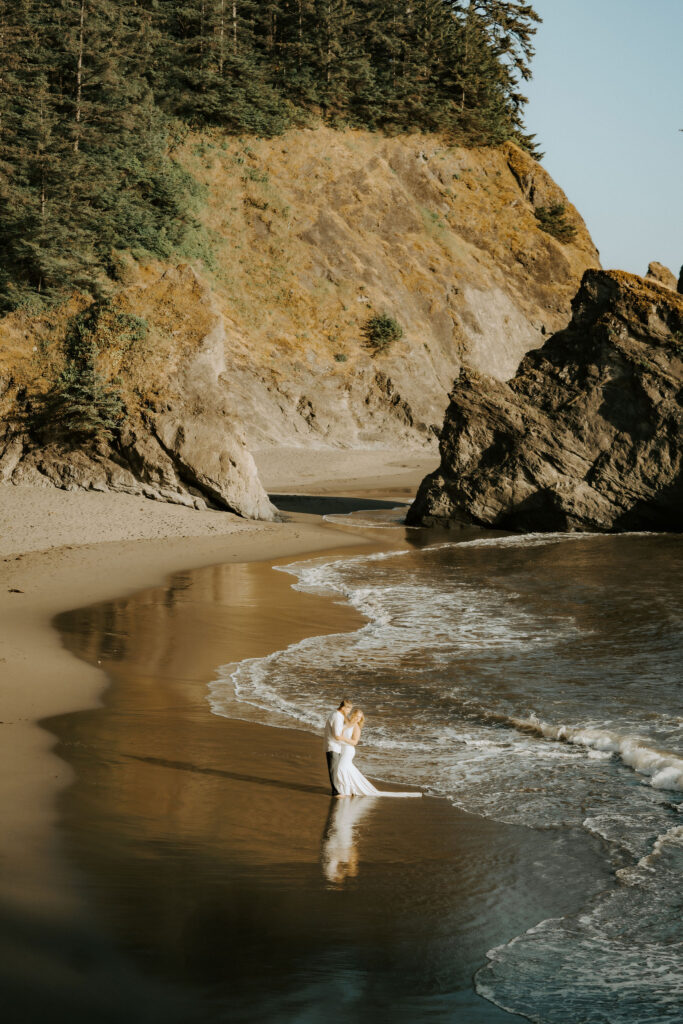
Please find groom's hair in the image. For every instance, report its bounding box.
[338,699,352,709]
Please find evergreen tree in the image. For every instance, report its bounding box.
[30,303,128,445]
[0,0,544,313]
[274,0,320,107]
[0,1,200,311]
[453,0,542,148]
[352,0,411,129]
[156,0,291,133]
[0,11,87,309]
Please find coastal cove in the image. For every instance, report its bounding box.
[2,473,620,1024]
[1,4,680,1021]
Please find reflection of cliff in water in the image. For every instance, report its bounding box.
[56,560,283,677]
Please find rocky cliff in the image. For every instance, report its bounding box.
[407,270,683,532]
[0,128,600,516]
[187,129,599,451]
[0,268,276,519]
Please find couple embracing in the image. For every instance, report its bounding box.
[324,699,421,799]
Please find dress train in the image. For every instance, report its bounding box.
[335,727,421,797]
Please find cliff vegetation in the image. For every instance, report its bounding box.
[0,0,542,312]
[0,129,599,473]
[0,2,610,519]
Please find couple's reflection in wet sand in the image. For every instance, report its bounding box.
[321,796,378,885]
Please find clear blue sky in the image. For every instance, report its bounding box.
[524,0,682,277]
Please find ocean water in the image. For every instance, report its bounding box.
[209,528,683,1023]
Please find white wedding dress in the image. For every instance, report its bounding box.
[335,726,421,797]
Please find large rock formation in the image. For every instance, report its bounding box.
[0,268,276,519]
[407,270,683,533]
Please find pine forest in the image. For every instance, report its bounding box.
[0,1,541,311]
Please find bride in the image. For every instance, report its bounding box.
[335,709,421,798]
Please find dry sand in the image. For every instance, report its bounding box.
[0,483,258,557]
[254,446,438,496]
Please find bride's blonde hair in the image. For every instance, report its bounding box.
[351,709,365,726]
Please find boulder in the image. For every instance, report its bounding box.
[645,261,677,291]
[407,270,683,533]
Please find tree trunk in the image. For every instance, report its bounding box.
[74,0,85,152]
[219,0,225,72]
[461,16,469,111]
[326,1,331,86]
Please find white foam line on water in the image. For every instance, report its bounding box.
[211,539,682,795]
[450,529,654,549]
[206,622,378,726]
[474,824,683,1024]
[279,530,654,583]
[321,505,407,528]
[512,713,683,792]
[274,528,635,586]
[624,822,683,874]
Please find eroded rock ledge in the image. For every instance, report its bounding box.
[0,268,276,521]
[407,270,683,533]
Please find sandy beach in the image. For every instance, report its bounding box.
[1,451,430,906]
[0,449,611,1022]
[0,451,434,960]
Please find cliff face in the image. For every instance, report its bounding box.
[0,268,276,519]
[407,270,683,533]
[187,128,598,450]
[0,128,599,515]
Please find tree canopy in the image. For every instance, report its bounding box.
[0,0,541,311]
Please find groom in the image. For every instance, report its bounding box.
[324,699,352,796]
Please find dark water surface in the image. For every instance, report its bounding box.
[37,525,632,1024]
[210,525,683,1023]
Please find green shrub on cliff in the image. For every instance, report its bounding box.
[364,314,404,353]
[29,303,139,446]
[534,204,577,244]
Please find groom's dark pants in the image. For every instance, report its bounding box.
[326,750,340,796]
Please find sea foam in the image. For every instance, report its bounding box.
[208,529,682,1023]
[512,713,683,792]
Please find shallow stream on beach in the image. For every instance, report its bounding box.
[210,516,683,1023]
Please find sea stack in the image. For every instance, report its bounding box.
[407,269,683,533]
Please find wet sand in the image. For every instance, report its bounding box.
[0,461,612,1022]
[0,513,367,915]
[31,540,610,1023]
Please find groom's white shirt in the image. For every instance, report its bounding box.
[325,709,345,753]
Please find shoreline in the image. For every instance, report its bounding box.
[0,458,620,1022]
[0,472,413,921]
[39,511,616,1024]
